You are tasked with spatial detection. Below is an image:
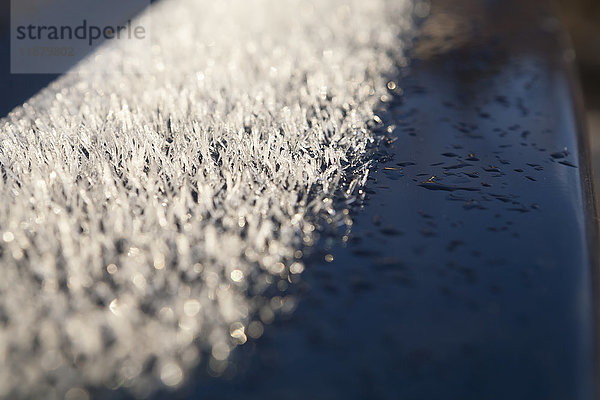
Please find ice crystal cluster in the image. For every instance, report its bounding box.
[0,0,412,397]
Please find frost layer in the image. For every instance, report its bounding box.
[0,0,412,397]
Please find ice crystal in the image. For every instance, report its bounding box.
[0,0,412,397]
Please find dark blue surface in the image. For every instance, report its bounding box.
[171,1,598,399]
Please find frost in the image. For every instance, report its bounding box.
[0,0,412,397]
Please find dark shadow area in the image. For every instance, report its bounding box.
[580,67,600,109]
[580,66,600,195]
[0,2,57,118]
[0,0,152,119]
[556,0,600,196]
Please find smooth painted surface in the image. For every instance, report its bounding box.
[173,1,598,399]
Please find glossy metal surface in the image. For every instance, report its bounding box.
[177,0,598,399]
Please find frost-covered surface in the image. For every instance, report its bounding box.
[0,0,412,397]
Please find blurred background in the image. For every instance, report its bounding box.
[557,0,600,192]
